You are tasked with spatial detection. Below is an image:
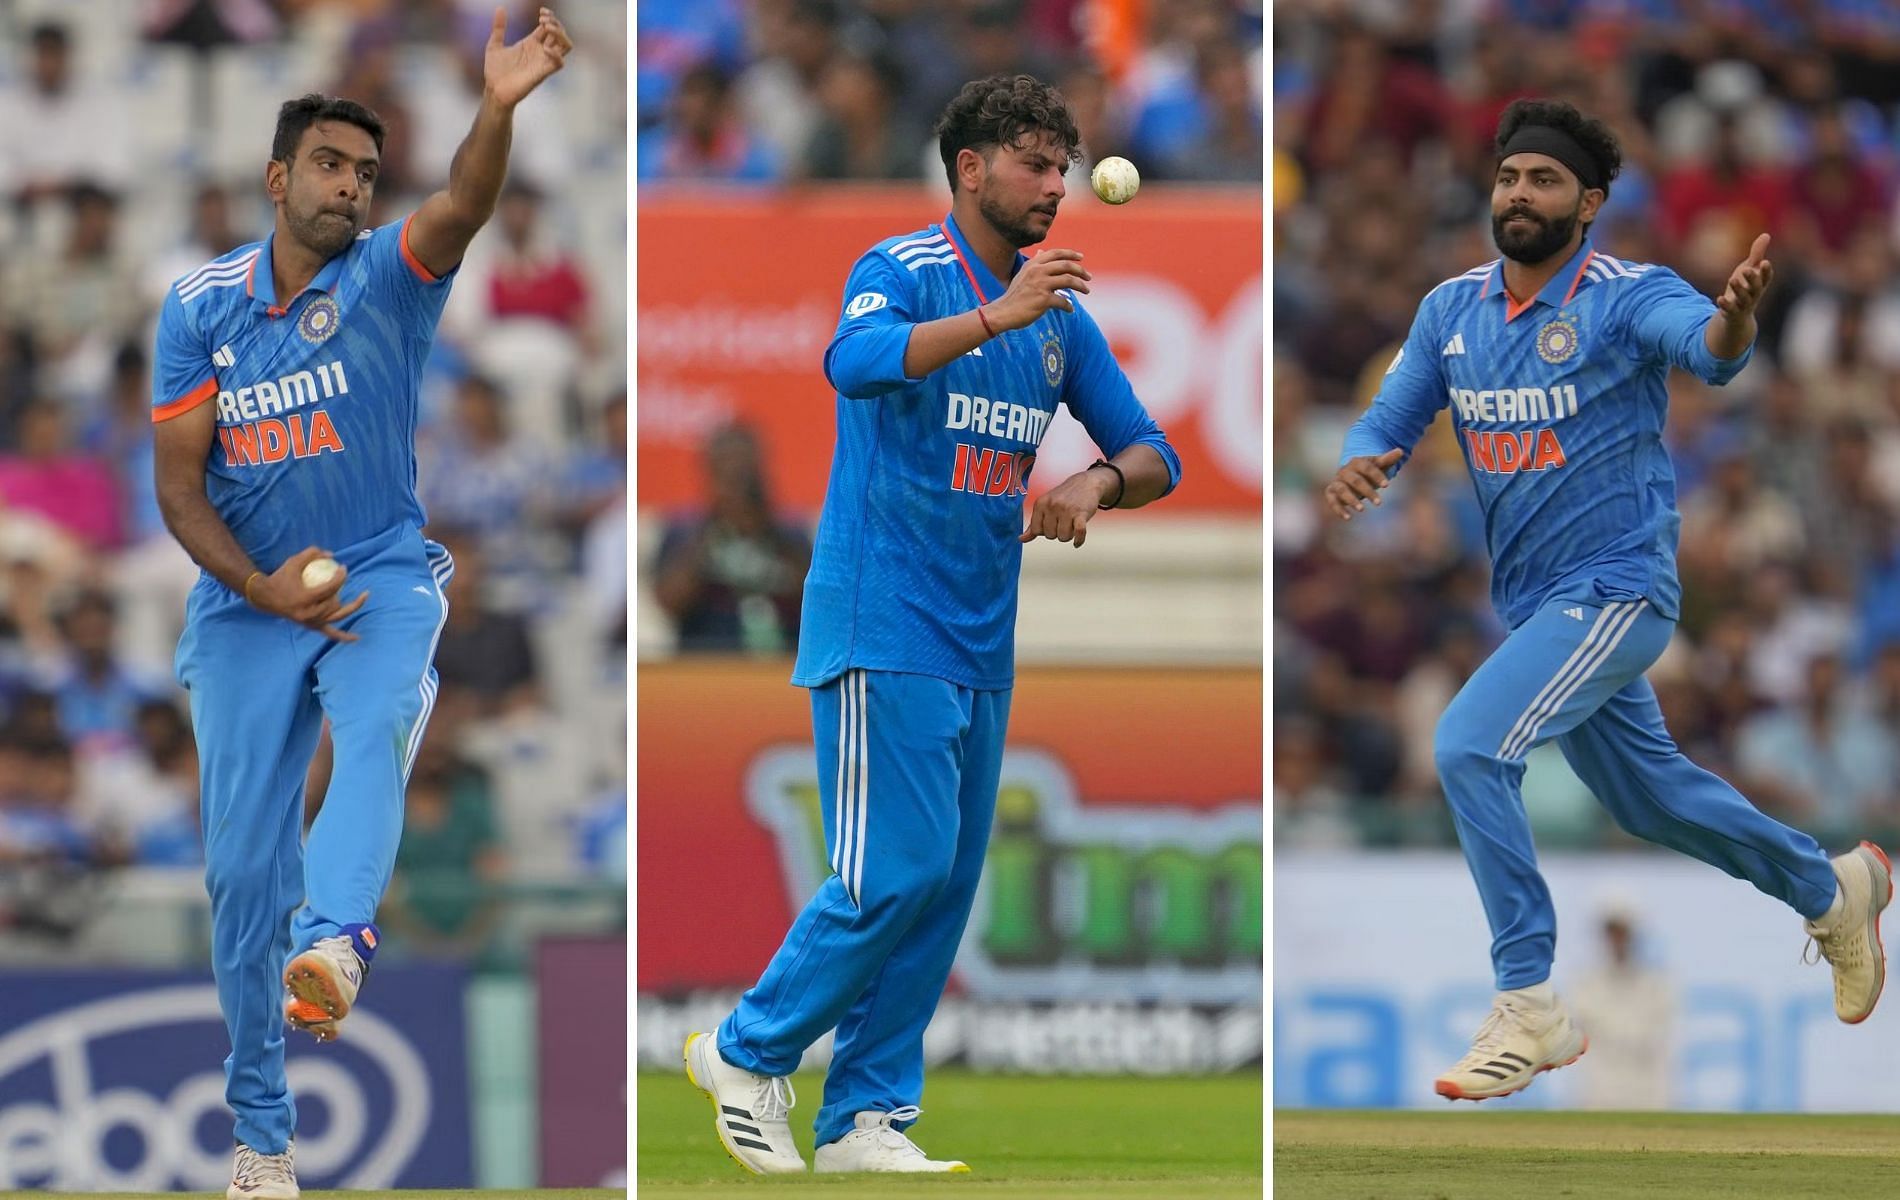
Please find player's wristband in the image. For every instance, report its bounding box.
[975,304,996,339]
[1090,459,1125,509]
[243,570,263,604]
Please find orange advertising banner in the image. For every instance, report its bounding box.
[636,187,1263,517]
[637,659,1263,994]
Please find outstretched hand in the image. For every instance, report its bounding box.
[1714,232,1774,320]
[485,6,573,108]
[1323,448,1404,520]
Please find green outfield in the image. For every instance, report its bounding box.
[1276,1109,1900,1199]
[639,1068,1263,1198]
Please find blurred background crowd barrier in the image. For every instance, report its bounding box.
[1274,0,1900,1112]
[0,1,626,1190]
[634,0,1264,1076]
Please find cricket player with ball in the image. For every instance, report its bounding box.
[151,9,571,1197]
[684,73,1181,1174]
[1326,97,1891,1102]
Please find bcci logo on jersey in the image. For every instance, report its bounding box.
[299,296,342,344]
[1040,332,1063,388]
[1536,316,1581,364]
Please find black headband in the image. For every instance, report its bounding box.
[1498,126,1605,193]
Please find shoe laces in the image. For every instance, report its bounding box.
[234,1143,295,1185]
[313,935,365,984]
[753,1075,795,1123]
[1804,927,1864,969]
[1465,1003,1516,1058]
[865,1106,927,1155]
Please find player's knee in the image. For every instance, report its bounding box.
[855,845,956,917]
[1432,718,1491,782]
[203,852,276,904]
[333,691,423,745]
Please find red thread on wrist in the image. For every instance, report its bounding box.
[975,305,996,338]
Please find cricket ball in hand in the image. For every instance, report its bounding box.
[1091,156,1140,205]
[301,557,341,589]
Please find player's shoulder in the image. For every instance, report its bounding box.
[1577,249,1675,298]
[169,239,266,308]
[866,225,956,276]
[1418,260,1500,314]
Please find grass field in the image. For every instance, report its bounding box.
[1276,1109,1900,1199]
[639,1068,1263,1198]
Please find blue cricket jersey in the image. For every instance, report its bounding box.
[151,215,456,575]
[1341,236,1751,629]
[792,213,1183,691]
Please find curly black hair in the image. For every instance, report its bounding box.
[933,74,1082,192]
[272,94,386,164]
[1494,98,1622,196]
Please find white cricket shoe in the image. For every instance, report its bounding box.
[814,1107,969,1173]
[1804,841,1893,1024]
[683,1031,805,1174]
[1434,987,1587,1101]
[283,936,364,1043]
[228,1139,298,1199]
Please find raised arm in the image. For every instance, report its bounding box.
[403,7,572,278]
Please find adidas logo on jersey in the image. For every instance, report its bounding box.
[1564,607,1585,621]
[213,344,236,369]
[1443,332,1467,356]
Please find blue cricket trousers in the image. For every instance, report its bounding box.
[719,668,1010,1148]
[176,523,452,1154]
[1434,587,1838,990]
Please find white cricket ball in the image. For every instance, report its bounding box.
[301,557,341,589]
[1091,156,1140,205]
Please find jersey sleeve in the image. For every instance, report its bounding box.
[1338,296,1447,472]
[1618,265,1752,385]
[1059,298,1183,496]
[822,250,924,400]
[150,286,217,423]
[359,215,459,335]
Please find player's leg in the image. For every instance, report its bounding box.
[1431,595,1669,1100]
[178,592,324,1158]
[1557,679,1890,1021]
[810,685,1007,1172]
[288,533,453,1032]
[691,669,964,1174]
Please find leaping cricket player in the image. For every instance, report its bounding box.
[1325,97,1890,1102]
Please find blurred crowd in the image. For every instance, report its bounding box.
[0,1,627,954]
[636,0,1264,188]
[1275,2,1900,851]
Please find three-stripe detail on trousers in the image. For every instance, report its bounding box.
[1497,599,1648,761]
[832,669,868,905]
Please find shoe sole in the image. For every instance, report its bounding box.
[283,954,352,1042]
[685,1033,796,1176]
[1434,1034,1589,1102]
[1843,841,1891,1025]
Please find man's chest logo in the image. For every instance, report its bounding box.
[1041,331,1064,388]
[1536,316,1580,365]
[299,296,342,344]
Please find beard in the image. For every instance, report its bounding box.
[978,188,1053,249]
[1492,203,1580,264]
[284,191,364,259]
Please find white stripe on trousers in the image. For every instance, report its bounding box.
[852,669,867,903]
[401,549,455,780]
[1498,599,1648,760]
[831,670,869,904]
